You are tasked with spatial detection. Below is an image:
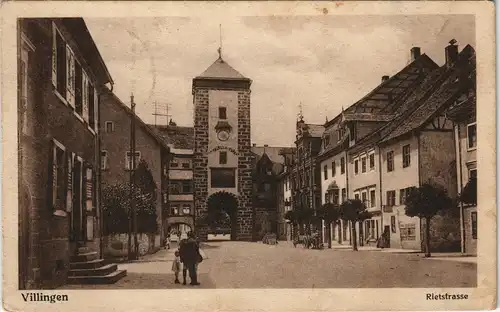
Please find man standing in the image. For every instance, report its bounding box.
[179,231,201,286]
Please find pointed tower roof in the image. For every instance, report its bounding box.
[197,57,249,80]
[193,56,252,90]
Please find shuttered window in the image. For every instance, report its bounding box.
[49,140,66,213]
[65,45,76,107]
[82,72,89,123]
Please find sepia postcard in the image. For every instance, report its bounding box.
[1,1,496,311]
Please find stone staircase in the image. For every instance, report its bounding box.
[68,247,127,285]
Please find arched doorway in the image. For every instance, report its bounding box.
[165,216,195,243]
[206,191,238,240]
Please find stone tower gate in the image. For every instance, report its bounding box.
[192,55,254,241]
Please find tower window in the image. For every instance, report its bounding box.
[219,151,227,164]
[219,107,227,119]
[211,168,236,188]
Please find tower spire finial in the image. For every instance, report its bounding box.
[298,102,304,121]
[218,24,223,60]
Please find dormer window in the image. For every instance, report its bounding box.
[219,107,227,119]
[324,135,330,148]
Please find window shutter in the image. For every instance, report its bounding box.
[66,45,75,107]
[85,167,93,212]
[47,141,55,211]
[51,22,57,88]
[94,88,99,132]
[82,72,89,123]
[66,153,74,212]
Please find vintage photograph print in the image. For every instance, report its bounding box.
[2,2,496,311]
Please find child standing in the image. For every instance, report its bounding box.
[171,250,182,284]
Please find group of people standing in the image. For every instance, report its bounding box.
[171,231,203,286]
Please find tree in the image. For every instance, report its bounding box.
[101,183,157,235]
[134,159,157,201]
[296,206,314,235]
[316,203,341,248]
[460,176,477,205]
[404,183,454,257]
[339,199,368,251]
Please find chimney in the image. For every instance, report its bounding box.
[445,39,459,67]
[381,75,390,83]
[410,47,421,62]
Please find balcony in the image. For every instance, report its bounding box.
[169,170,193,180]
[169,194,193,201]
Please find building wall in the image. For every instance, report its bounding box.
[455,119,477,255]
[193,89,210,240]
[236,89,253,240]
[419,130,461,252]
[19,19,103,289]
[276,175,286,240]
[207,90,239,196]
[320,151,349,244]
[457,121,477,187]
[380,135,421,250]
[463,207,477,255]
[166,153,194,233]
[348,146,382,246]
[100,93,164,247]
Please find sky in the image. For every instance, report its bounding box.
[86,15,475,147]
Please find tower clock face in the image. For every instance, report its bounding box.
[217,130,230,141]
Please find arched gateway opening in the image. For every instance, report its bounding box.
[206,191,238,241]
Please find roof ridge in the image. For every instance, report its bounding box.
[344,54,438,114]
[104,92,170,150]
[348,65,451,153]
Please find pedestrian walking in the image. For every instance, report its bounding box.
[171,250,182,284]
[179,231,202,286]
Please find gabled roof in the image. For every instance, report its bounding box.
[380,45,475,144]
[306,124,325,138]
[318,53,439,159]
[343,53,439,117]
[151,125,194,150]
[349,65,449,155]
[102,91,170,151]
[252,146,291,164]
[196,57,250,81]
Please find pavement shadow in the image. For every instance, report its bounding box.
[61,273,216,289]
[199,243,221,249]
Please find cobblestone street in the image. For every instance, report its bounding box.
[62,241,476,289]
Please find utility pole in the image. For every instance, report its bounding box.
[128,93,134,261]
[131,95,138,259]
[128,93,138,260]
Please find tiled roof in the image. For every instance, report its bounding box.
[252,146,291,164]
[343,54,439,116]
[349,66,450,155]
[278,147,296,155]
[305,124,325,138]
[150,125,194,150]
[341,113,394,122]
[196,57,249,80]
[380,45,475,144]
[318,53,439,158]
